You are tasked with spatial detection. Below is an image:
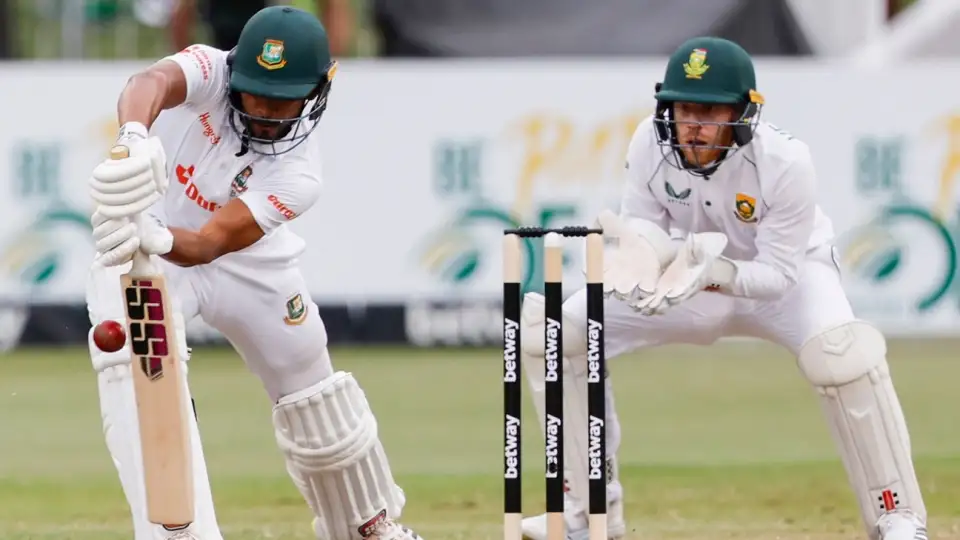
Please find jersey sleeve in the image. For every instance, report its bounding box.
[729,149,817,299]
[619,119,670,231]
[163,44,229,107]
[238,170,323,236]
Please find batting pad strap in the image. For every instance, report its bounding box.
[797,321,925,534]
[273,371,405,540]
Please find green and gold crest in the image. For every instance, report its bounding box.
[734,193,758,223]
[284,293,307,325]
[257,39,287,70]
[683,48,710,79]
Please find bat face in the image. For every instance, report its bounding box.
[120,273,194,526]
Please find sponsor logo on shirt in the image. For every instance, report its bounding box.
[179,45,212,81]
[176,164,221,213]
[665,181,691,206]
[268,194,297,220]
[198,112,220,145]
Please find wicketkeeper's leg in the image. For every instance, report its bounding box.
[87,260,222,540]
[798,321,927,540]
[747,248,928,540]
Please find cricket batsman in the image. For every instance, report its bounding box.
[520,37,928,540]
[85,6,423,540]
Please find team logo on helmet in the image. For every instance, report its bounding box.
[257,39,287,70]
[684,48,710,79]
[734,193,758,223]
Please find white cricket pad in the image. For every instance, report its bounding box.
[797,321,925,539]
[273,371,406,540]
[520,292,622,515]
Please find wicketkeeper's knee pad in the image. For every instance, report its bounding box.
[273,371,406,540]
[797,321,925,539]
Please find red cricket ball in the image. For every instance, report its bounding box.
[93,320,126,353]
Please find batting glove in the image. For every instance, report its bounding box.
[89,122,168,219]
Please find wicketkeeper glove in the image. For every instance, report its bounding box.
[595,209,678,305]
[632,231,734,315]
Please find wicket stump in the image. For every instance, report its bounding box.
[502,226,606,540]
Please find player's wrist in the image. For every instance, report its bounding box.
[704,257,737,293]
[140,214,174,256]
[117,121,149,144]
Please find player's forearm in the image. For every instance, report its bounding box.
[162,227,224,267]
[117,62,186,129]
[117,73,170,129]
[713,258,796,300]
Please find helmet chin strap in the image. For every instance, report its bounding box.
[236,129,251,157]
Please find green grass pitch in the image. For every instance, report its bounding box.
[1,340,958,539]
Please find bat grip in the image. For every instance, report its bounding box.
[129,212,156,277]
[109,146,157,278]
[129,250,156,277]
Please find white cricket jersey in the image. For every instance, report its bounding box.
[622,116,835,300]
[148,44,323,268]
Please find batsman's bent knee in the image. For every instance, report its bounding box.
[797,321,925,539]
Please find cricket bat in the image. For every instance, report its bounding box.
[112,145,195,526]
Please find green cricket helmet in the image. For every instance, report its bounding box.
[227,6,337,156]
[653,36,764,175]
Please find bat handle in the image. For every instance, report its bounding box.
[129,250,155,277]
[108,145,155,278]
[111,144,130,160]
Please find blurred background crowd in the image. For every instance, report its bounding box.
[0,0,923,60]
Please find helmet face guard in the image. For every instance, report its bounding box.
[227,62,335,157]
[652,88,763,176]
[225,6,337,156]
[652,37,763,176]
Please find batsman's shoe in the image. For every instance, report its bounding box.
[521,493,625,540]
[163,532,200,540]
[877,510,927,540]
[312,517,423,540]
[365,519,424,540]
